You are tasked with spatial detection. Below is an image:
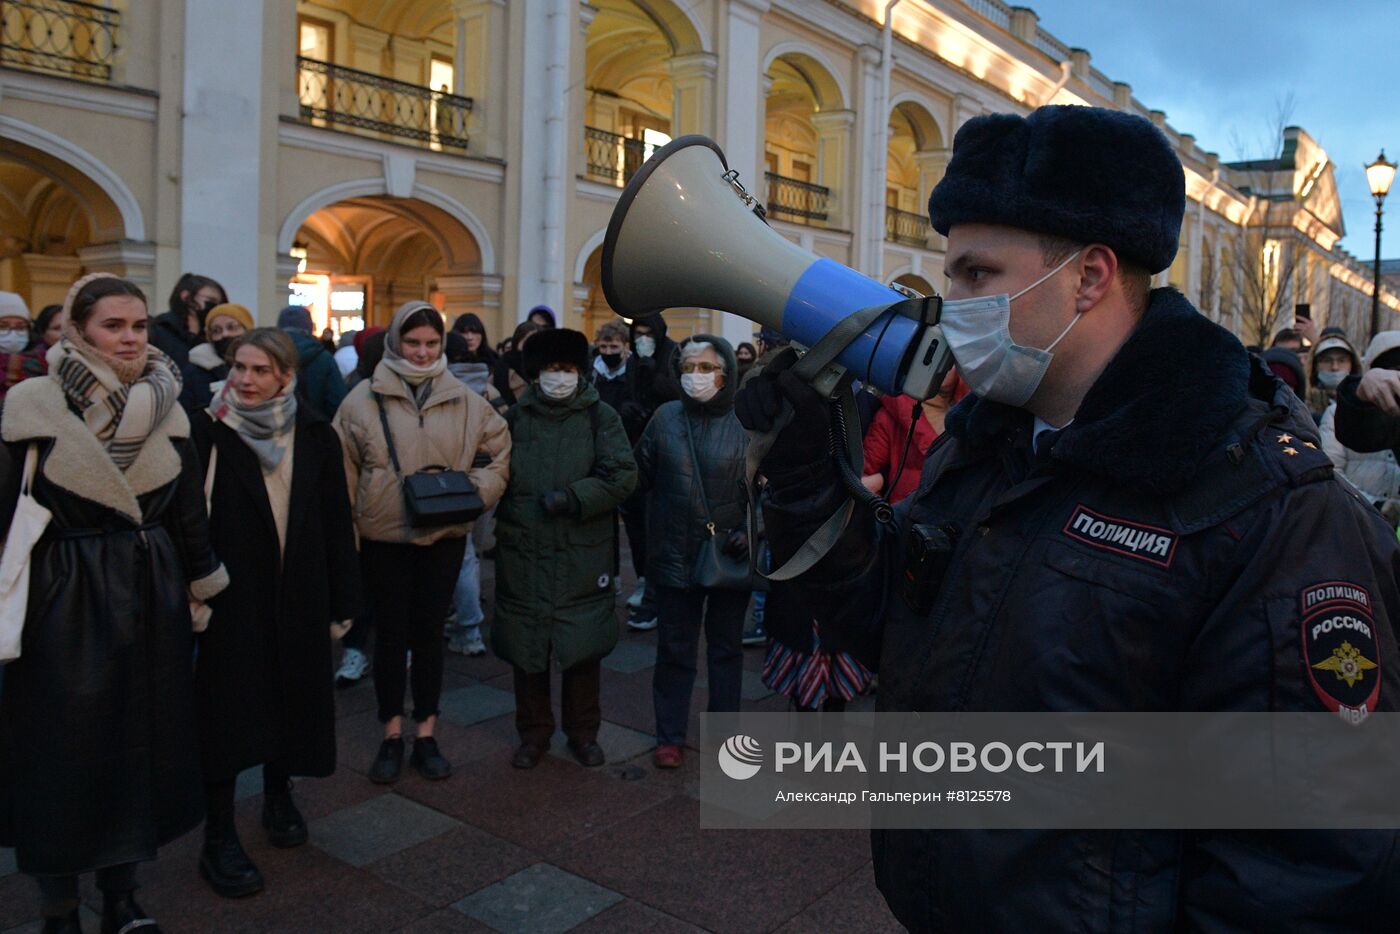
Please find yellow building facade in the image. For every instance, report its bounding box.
[1,0,1395,347]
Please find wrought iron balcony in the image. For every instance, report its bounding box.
[297,56,473,151]
[886,206,936,248]
[584,126,646,187]
[765,172,830,225]
[0,0,118,82]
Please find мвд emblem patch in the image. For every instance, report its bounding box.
[1300,582,1380,724]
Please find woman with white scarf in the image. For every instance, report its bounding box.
[0,273,227,934]
[189,328,361,899]
[333,302,510,785]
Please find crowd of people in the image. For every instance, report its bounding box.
[4,250,1400,931]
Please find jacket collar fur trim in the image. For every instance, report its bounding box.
[945,287,1253,496]
[2,374,189,523]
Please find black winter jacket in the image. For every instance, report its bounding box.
[150,309,200,369]
[761,289,1400,931]
[1333,372,1400,461]
[635,335,748,589]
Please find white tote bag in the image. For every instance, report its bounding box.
[0,444,52,663]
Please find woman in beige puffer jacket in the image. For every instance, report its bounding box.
[333,301,510,785]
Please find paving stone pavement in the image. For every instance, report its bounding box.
[0,543,898,933]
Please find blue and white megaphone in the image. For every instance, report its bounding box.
[601,135,952,399]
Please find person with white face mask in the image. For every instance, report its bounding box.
[0,291,46,403]
[1306,330,1360,419]
[635,336,751,769]
[737,104,1400,929]
[491,328,638,769]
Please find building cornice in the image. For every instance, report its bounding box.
[0,67,158,121]
[277,118,506,183]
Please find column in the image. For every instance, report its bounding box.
[347,23,388,74]
[913,149,949,251]
[812,110,855,230]
[391,38,429,86]
[668,53,718,137]
[952,93,981,134]
[180,0,264,307]
[12,254,82,310]
[453,0,507,158]
[717,0,769,349]
[853,43,882,276]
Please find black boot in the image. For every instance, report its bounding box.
[410,736,452,780]
[262,779,308,848]
[100,894,160,934]
[368,736,405,784]
[41,912,83,934]
[198,825,264,899]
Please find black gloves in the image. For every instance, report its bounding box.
[721,528,749,563]
[733,349,830,476]
[541,490,577,517]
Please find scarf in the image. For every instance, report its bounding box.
[381,300,447,389]
[50,324,182,471]
[208,376,299,471]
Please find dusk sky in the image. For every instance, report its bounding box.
[1028,0,1400,261]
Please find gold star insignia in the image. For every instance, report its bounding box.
[1312,641,1378,688]
[1277,433,1293,443]
[1283,447,1298,456]
[1304,441,1317,449]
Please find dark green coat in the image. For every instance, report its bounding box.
[492,382,638,672]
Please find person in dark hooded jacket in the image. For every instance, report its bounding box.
[739,105,1400,932]
[635,335,749,769]
[151,273,227,369]
[179,302,254,413]
[276,305,348,418]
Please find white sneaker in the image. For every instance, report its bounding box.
[335,647,368,686]
[627,615,657,632]
[627,577,646,609]
[448,629,487,657]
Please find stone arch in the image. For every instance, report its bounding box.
[762,43,848,111]
[574,226,610,284]
[278,178,495,273]
[0,115,145,241]
[887,93,947,151]
[892,272,935,296]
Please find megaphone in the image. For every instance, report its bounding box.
[602,135,951,399]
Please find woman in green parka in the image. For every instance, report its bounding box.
[492,327,637,769]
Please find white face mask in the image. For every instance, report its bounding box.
[538,370,578,401]
[634,335,656,358]
[1317,369,1348,389]
[681,371,720,403]
[937,249,1083,407]
[0,331,27,354]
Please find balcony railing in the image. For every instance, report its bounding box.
[0,0,117,82]
[765,172,829,225]
[886,206,935,248]
[297,56,473,151]
[584,126,646,187]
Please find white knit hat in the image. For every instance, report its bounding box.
[0,291,30,321]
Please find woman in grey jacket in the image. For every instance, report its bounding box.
[634,335,749,769]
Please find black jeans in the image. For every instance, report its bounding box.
[35,863,137,918]
[361,537,467,724]
[512,657,602,747]
[653,585,749,745]
[205,764,292,836]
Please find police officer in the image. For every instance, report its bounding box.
[737,105,1400,931]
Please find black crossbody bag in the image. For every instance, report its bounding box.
[374,392,484,527]
[683,414,761,591]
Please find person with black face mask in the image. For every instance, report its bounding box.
[152,272,227,369]
[179,303,254,413]
[589,321,630,414]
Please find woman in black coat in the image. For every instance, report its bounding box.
[0,273,227,934]
[190,328,360,898]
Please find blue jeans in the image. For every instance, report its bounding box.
[652,585,749,745]
[446,527,484,637]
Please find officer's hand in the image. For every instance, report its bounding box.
[734,350,829,475]
[1357,368,1400,417]
[541,490,576,517]
[722,529,749,562]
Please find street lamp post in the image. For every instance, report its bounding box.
[1365,150,1396,340]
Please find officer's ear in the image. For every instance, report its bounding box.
[1075,244,1119,313]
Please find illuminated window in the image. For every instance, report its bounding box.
[298,17,332,61]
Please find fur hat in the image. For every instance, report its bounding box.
[522,327,589,380]
[928,105,1186,274]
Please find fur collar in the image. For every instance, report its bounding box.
[2,375,190,523]
[945,287,1252,496]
